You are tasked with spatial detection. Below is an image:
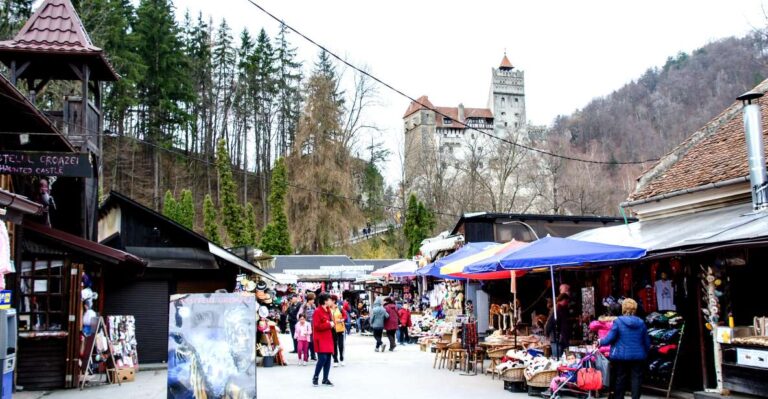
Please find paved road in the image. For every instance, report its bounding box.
[14,334,510,399]
[13,334,676,399]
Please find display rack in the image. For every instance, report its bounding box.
[643,320,685,399]
[79,316,120,389]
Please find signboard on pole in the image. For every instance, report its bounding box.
[168,293,256,398]
[0,151,92,177]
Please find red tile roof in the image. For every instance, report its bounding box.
[403,95,435,118]
[0,0,119,81]
[500,54,514,69]
[629,78,768,201]
[435,106,493,128]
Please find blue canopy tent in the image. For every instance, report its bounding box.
[462,236,647,320]
[415,241,497,279]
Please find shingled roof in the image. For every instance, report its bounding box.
[500,54,514,69]
[403,95,435,118]
[0,0,119,81]
[629,78,768,202]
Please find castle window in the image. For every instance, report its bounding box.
[515,113,519,117]
[501,112,506,116]
[501,97,506,103]
[504,122,508,127]
[515,98,519,102]
[514,122,519,128]
[443,117,452,125]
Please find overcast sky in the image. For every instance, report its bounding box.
[176,0,766,184]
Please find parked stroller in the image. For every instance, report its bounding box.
[543,349,604,399]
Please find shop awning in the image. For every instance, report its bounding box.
[569,202,768,254]
[463,236,646,273]
[416,242,493,279]
[440,240,528,275]
[24,221,145,267]
[0,189,42,224]
[371,260,418,278]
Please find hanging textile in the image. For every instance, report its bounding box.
[0,222,12,289]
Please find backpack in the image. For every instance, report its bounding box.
[576,368,603,391]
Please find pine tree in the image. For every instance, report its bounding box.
[286,55,362,253]
[0,0,32,40]
[183,12,212,155]
[251,28,278,226]
[77,0,144,135]
[216,138,247,246]
[274,23,303,157]
[162,190,179,221]
[403,194,419,257]
[178,189,195,229]
[261,158,292,255]
[203,194,221,245]
[134,0,193,208]
[244,202,258,247]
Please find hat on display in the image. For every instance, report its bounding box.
[256,281,268,291]
[245,280,257,292]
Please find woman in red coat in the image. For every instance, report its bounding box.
[383,297,399,351]
[312,293,335,387]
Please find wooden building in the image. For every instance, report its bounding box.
[98,191,275,363]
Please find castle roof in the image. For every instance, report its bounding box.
[435,106,493,128]
[403,95,435,118]
[0,0,119,81]
[500,54,514,69]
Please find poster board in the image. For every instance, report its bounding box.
[168,293,256,399]
[107,316,139,370]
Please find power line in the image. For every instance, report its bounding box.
[0,129,461,218]
[241,0,660,166]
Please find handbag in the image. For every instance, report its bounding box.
[576,368,603,391]
[593,351,611,388]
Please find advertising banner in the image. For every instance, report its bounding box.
[168,293,256,399]
[0,151,92,177]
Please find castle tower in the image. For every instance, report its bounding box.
[489,53,526,132]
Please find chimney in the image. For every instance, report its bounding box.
[737,90,768,211]
[458,103,465,123]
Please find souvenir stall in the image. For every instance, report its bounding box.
[234,275,286,367]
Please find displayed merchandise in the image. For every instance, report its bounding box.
[107,316,138,370]
[581,287,595,318]
[644,311,685,397]
[655,273,676,311]
[80,316,120,388]
[168,293,257,399]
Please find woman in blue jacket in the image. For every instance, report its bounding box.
[598,298,650,399]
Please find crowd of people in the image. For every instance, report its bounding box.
[280,292,414,387]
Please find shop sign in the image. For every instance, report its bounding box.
[0,151,92,177]
[0,291,10,310]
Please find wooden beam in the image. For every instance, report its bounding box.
[11,61,30,85]
[68,63,83,81]
[33,78,50,95]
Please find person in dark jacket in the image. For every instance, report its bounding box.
[383,297,399,352]
[546,293,571,358]
[370,297,389,351]
[312,294,335,387]
[599,298,650,399]
[287,296,302,353]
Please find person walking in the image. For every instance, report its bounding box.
[287,296,302,353]
[546,293,571,358]
[299,293,317,361]
[397,303,412,345]
[383,297,399,352]
[370,297,389,352]
[294,314,312,365]
[312,294,335,387]
[598,298,650,399]
[331,296,347,367]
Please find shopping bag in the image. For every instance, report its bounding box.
[577,368,603,391]
[594,351,611,388]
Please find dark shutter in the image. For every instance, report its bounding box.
[104,280,169,364]
[17,337,67,390]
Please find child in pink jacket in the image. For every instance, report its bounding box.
[589,316,615,357]
[294,314,313,365]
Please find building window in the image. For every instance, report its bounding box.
[443,117,452,125]
[514,122,519,128]
[514,113,519,117]
[515,98,519,102]
[501,112,506,116]
[19,260,66,332]
[501,97,506,103]
[505,122,508,127]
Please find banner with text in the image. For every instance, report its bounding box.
[0,151,92,177]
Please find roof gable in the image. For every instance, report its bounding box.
[403,95,434,118]
[629,78,768,202]
[8,0,98,52]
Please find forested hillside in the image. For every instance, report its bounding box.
[538,34,768,214]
